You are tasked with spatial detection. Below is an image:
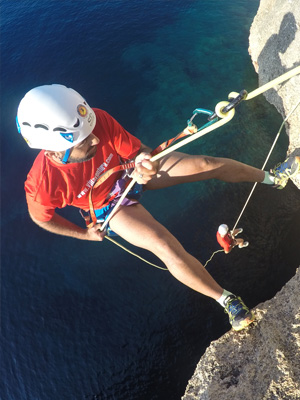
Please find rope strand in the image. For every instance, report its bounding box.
[203,97,300,267]
[203,249,224,268]
[232,97,300,232]
[105,236,168,270]
[99,67,300,270]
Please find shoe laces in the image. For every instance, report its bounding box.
[224,296,246,317]
[274,157,298,177]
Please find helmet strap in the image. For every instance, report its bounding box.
[62,148,71,164]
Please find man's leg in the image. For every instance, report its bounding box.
[146,152,265,190]
[109,203,223,299]
[109,203,254,331]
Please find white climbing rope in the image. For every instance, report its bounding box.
[231,97,300,232]
[203,97,300,268]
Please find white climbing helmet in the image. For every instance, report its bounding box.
[16,84,96,151]
[218,224,229,236]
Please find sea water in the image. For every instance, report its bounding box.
[1,1,300,399]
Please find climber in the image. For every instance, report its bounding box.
[217,224,249,254]
[16,84,297,331]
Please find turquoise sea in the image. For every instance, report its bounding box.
[1,1,299,399]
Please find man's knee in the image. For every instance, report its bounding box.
[150,231,184,262]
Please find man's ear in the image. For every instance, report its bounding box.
[44,150,63,163]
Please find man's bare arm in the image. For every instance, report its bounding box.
[29,211,106,241]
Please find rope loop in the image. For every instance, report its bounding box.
[214,101,236,119]
[208,90,247,121]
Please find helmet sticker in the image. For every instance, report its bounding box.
[77,104,88,117]
[60,132,74,143]
[16,116,21,133]
[88,111,95,126]
[23,136,31,146]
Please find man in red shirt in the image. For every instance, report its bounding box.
[17,84,276,331]
[216,224,249,254]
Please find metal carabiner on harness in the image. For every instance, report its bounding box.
[187,107,218,130]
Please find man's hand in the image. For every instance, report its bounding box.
[30,211,108,241]
[85,224,107,241]
[133,151,159,184]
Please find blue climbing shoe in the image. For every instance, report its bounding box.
[224,295,255,331]
[271,156,300,189]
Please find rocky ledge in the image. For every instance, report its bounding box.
[249,0,300,189]
[182,268,300,400]
[182,1,300,399]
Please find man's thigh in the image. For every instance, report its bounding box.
[145,151,218,190]
[109,203,176,251]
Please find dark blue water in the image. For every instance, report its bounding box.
[1,1,300,399]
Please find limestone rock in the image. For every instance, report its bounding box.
[182,2,300,399]
[182,269,300,400]
[248,0,300,189]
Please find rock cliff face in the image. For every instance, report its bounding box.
[182,1,300,399]
[182,269,300,400]
[248,0,300,188]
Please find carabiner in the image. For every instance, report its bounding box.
[187,108,218,131]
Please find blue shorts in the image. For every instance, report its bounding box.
[94,180,143,236]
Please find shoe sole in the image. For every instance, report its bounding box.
[232,314,255,331]
[234,229,243,236]
[238,242,249,248]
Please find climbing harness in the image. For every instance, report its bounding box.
[84,65,300,270]
[84,108,218,229]
[82,109,217,271]
[101,65,300,234]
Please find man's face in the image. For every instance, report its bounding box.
[66,133,100,163]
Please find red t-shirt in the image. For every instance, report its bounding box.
[216,231,233,252]
[25,109,141,221]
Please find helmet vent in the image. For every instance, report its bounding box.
[34,124,49,130]
[53,127,67,132]
[22,122,31,127]
[73,119,80,128]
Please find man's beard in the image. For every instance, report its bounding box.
[67,146,97,164]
